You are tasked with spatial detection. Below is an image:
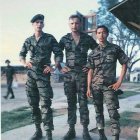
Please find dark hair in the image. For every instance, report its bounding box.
[69,14,81,22]
[96,25,109,34]
[5,59,10,63]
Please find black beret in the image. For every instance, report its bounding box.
[31,14,44,23]
[5,59,10,63]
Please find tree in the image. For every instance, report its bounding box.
[97,0,140,81]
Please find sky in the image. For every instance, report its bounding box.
[0,0,99,66]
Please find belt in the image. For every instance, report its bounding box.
[31,61,50,67]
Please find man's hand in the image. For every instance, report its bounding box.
[109,64,127,91]
[24,61,32,68]
[61,66,71,73]
[108,80,122,91]
[86,88,92,98]
[43,65,52,74]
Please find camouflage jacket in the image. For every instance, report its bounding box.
[88,41,129,85]
[19,32,63,68]
[59,32,97,70]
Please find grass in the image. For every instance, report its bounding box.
[1,106,67,133]
[1,106,32,133]
[118,91,140,99]
[105,111,140,140]
[88,90,140,104]
[90,111,140,140]
[135,104,140,108]
[119,111,140,127]
[106,111,140,127]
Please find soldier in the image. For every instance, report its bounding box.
[59,15,97,140]
[87,25,129,140]
[3,59,16,99]
[19,14,63,140]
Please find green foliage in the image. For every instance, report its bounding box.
[98,0,119,8]
[1,106,67,133]
[106,111,140,127]
[97,0,140,81]
[88,90,140,104]
[97,0,140,42]
[97,0,119,33]
[1,107,32,133]
[135,104,140,108]
[119,112,140,127]
[118,91,140,99]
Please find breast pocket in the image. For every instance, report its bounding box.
[41,44,51,52]
[106,54,115,63]
[80,46,88,53]
[28,45,35,57]
[65,43,72,51]
[93,54,101,67]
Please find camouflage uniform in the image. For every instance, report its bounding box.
[59,32,97,126]
[19,32,63,131]
[87,41,129,135]
[4,65,15,98]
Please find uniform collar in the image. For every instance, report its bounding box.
[98,41,111,50]
[32,32,45,39]
[67,32,84,40]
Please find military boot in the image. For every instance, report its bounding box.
[45,130,52,140]
[3,95,8,99]
[3,92,9,99]
[83,126,92,140]
[112,134,119,140]
[10,96,15,99]
[30,124,42,140]
[98,129,107,140]
[63,125,76,140]
[10,92,15,99]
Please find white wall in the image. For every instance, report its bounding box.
[130,72,140,82]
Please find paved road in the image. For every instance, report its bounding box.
[1,82,66,112]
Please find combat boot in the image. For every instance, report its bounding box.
[3,92,9,99]
[63,125,76,140]
[30,124,42,140]
[112,134,119,140]
[98,129,107,140]
[83,126,92,140]
[10,96,15,99]
[10,92,15,99]
[45,130,52,140]
[3,95,8,99]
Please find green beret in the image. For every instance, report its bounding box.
[31,14,44,23]
[5,59,10,63]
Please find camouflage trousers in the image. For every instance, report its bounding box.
[64,71,89,126]
[26,69,54,131]
[91,84,120,135]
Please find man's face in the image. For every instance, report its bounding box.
[32,20,44,32]
[6,62,10,66]
[96,28,108,44]
[69,18,81,32]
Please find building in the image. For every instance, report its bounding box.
[130,68,140,82]
[109,0,140,37]
[76,11,97,39]
[109,0,140,83]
